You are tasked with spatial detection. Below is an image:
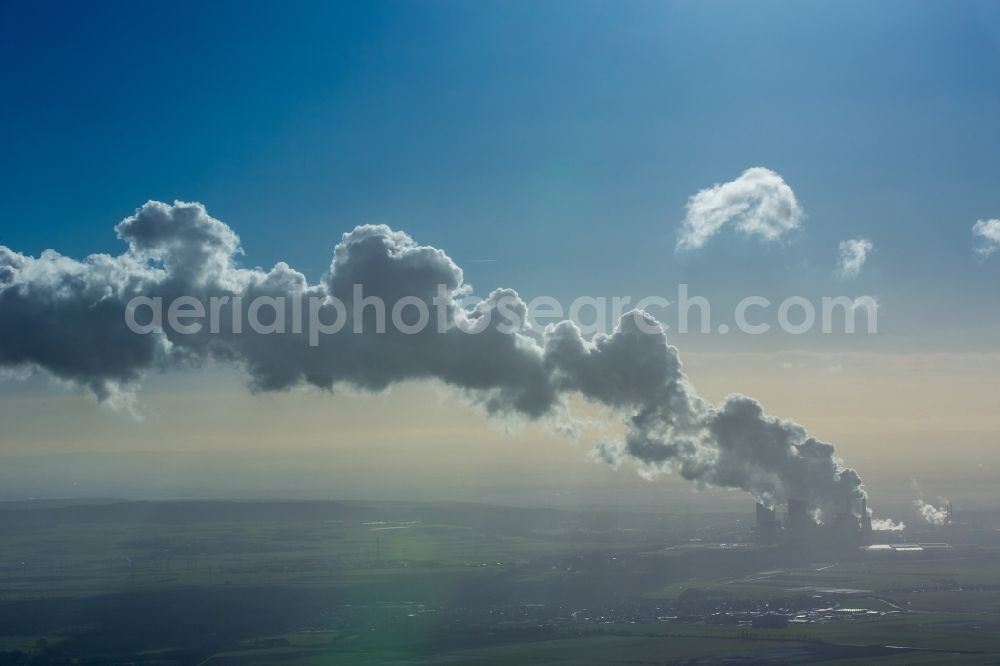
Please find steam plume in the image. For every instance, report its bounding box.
[0,201,868,520]
[870,517,905,531]
[915,499,949,526]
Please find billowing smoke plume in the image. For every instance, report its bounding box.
[915,499,949,526]
[0,201,869,520]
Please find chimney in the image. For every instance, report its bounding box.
[861,497,873,536]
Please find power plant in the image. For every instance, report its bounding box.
[753,496,882,547]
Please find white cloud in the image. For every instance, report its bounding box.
[837,238,873,278]
[973,219,1000,257]
[678,167,803,251]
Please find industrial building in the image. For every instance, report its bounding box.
[753,496,885,547]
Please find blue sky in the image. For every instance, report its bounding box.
[2,0,1000,351]
[3,1,1000,505]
